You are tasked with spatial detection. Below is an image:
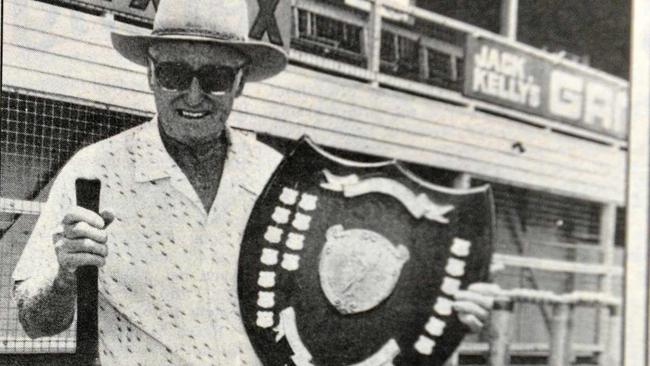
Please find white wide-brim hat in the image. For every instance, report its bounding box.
[111,0,288,81]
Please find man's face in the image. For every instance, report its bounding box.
[148,41,248,145]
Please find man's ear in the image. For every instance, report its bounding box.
[235,70,246,97]
[147,64,155,90]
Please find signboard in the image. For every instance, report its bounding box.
[463,36,629,139]
[58,0,292,52]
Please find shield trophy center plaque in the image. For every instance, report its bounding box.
[238,137,495,366]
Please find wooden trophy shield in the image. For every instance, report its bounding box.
[238,137,495,366]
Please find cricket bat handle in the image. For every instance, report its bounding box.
[75,178,101,365]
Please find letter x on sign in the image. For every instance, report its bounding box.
[249,0,283,46]
[128,0,160,11]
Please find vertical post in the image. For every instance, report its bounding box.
[597,203,617,365]
[626,0,650,365]
[603,305,622,366]
[367,0,383,86]
[418,40,429,81]
[565,305,574,365]
[499,0,518,40]
[549,303,572,366]
[488,298,513,366]
[292,1,300,38]
[450,56,458,82]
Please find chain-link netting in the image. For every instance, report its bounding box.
[0,90,149,353]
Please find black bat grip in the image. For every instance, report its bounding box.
[75,179,101,365]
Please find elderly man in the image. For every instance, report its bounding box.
[12,0,497,365]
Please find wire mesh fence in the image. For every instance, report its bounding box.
[0,90,149,353]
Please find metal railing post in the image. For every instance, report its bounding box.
[603,305,622,365]
[418,41,429,81]
[549,303,573,366]
[597,203,617,365]
[499,0,519,40]
[488,298,514,366]
[367,0,383,86]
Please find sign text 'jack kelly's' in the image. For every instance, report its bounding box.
[464,36,628,139]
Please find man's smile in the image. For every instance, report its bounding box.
[177,109,211,119]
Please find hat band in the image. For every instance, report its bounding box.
[152,28,246,42]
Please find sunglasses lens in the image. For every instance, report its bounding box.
[198,66,236,93]
[153,60,238,94]
[155,62,193,91]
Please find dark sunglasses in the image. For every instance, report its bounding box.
[149,58,241,95]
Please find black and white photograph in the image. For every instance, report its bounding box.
[0,0,648,365]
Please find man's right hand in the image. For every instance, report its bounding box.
[54,206,114,273]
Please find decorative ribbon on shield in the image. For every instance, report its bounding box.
[320,170,454,224]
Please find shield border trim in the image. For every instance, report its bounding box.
[298,135,492,196]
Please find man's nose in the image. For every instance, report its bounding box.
[185,77,204,106]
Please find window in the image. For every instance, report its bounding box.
[292,9,366,67]
[380,31,419,80]
[426,48,460,90]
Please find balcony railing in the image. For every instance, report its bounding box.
[483,289,621,366]
[288,0,629,147]
[290,0,465,91]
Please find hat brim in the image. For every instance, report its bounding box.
[111,32,288,82]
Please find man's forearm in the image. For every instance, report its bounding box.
[15,269,77,338]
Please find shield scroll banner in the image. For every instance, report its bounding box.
[238,137,495,366]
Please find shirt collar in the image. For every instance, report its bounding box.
[132,117,248,183]
[158,119,230,163]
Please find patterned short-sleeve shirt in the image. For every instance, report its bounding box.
[13,118,283,365]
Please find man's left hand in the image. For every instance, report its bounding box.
[453,282,502,333]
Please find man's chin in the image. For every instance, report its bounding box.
[183,124,225,143]
[159,112,227,142]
